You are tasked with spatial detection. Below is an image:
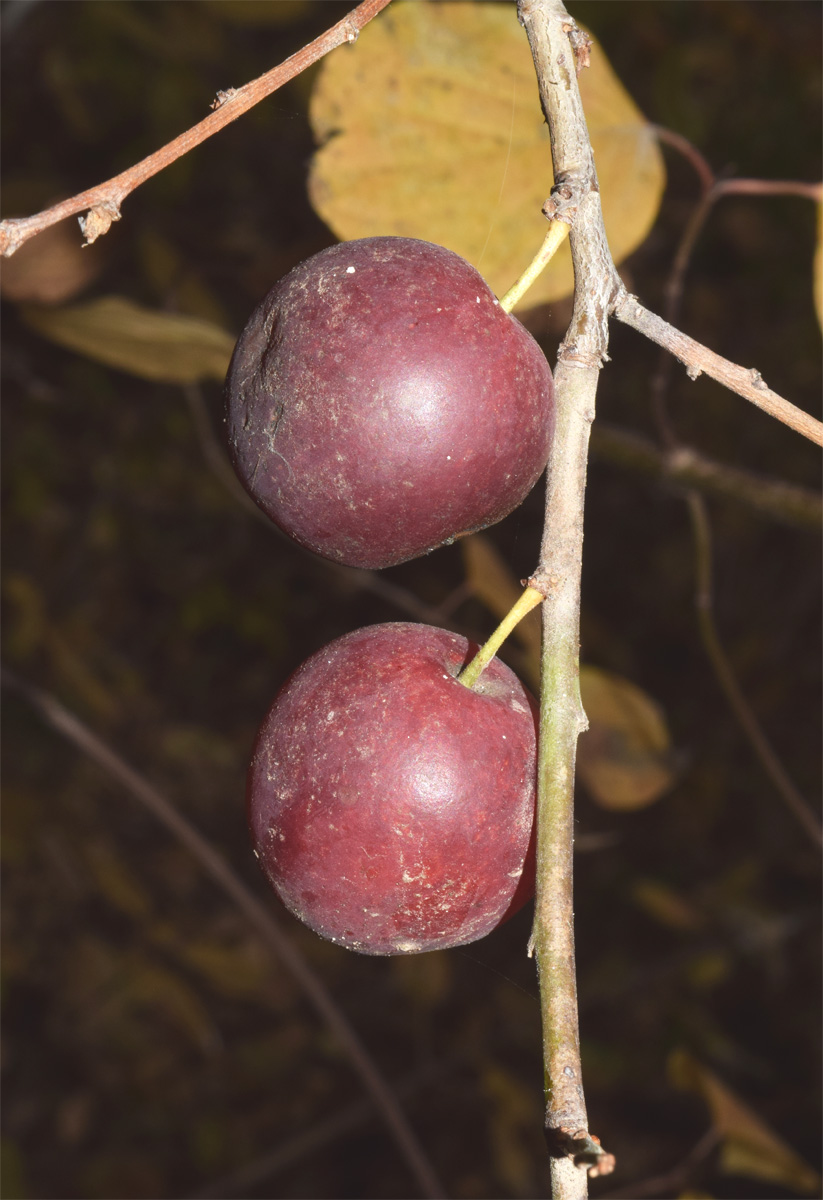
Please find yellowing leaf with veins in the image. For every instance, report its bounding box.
[578,667,675,810]
[670,1050,821,1196]
[22,296,235,384]
[309,1,664,308]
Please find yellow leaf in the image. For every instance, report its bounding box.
[308,1,664,308]
[578,666,674,810]
[21,296,236,383]
[670,1050,821,1196]
[814,202,822,333]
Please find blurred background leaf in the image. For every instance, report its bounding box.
[21,296,235,384]
[670,1050,822,1195]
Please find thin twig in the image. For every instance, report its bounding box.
[0,0,393,258]
[0,665,446,1200]
[652,125,715,195]
[686,496,823,850]
[619,131,823,446]
[612,291,823,447]
[590,424,822,530]
[714,177,823,202]
[190,1063,441,1200]
[643,130,823,852]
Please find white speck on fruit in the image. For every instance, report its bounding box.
[395,940,423,953]
[442,674,449,680]
[502,734,507,739]
[253,849,259,859]
[346,266,356,274]
[436,307,442,312]
[508,866,524,878]
[327,710,335,720]
[446,455,451,460]
[476,296,480,302]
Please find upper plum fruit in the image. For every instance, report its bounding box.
[225,237,554,569]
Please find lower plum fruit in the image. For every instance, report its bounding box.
[247,622,538,954]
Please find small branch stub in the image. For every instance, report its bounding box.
[78,204,121,246]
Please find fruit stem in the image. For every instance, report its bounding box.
[499,221,571,313]
[458,586,544,689]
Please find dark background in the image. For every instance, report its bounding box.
[2,2,820,1197]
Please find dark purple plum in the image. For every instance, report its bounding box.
[247,623,538,955]
[226,237,554,569]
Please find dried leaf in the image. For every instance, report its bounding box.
[180,938,274,1002]
[308,1,665,307]
[670,1050,821,1195]
[21,296,235,383]
[85,838,153,920]
[578,667,675,810]
[632,878,704,932]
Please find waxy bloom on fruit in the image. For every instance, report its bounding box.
[226,237,554,569]
[247,623,538,954]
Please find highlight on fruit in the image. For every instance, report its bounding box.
[247,622,538,955]
[225,237,554,570]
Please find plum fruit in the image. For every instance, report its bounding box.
[247,622,538,954]
[225,237,554,569]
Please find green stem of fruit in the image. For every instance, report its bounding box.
[499,221,571,313]
[458,586,544,690]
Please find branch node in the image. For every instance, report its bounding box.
[343,18,360,43]
[542,170,585,224]
[78,203,121,247]
[210,87,238,110]
[562,21,592,73]
[525,569,557,598]
[686,363,703,381]
[545,1124,616,1177]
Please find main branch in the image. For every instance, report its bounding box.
[518,1,617,1195]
